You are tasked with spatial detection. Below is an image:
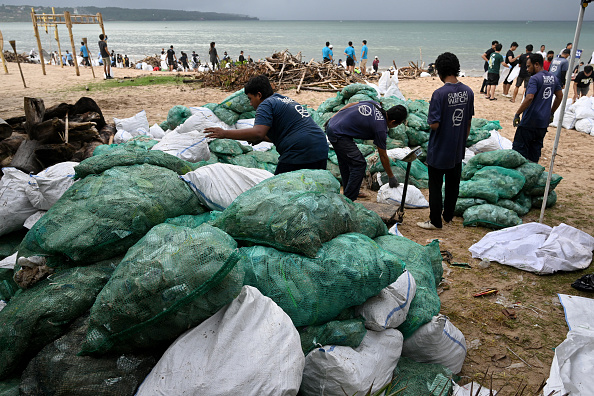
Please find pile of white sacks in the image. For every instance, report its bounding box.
[551,96,594,136]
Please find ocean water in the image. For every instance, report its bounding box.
[2,20,594,76]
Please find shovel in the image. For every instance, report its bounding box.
[389,146,423,224]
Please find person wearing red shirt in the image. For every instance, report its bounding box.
[543,51,555,71]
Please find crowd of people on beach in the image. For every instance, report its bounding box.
[155,42,254,73]
[322,40,381,75]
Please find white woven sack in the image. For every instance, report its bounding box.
[151,130,211,162]
[181,163,273,211]
[25,161,78,210]
[137,286,304,396]
[575,118,594,134]
[402,314,467,374]
[149,123,166,139]
[113,110,150,136]
[0,168,39,237]
[300,329,403,396]
[376,183,429,209]
[113,130,133,144]
[189,107,235,130]
[355,270,417,331]
[469,130,512,153]
[177,114,221,134]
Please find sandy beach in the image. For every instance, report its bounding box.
[2,61,594,391]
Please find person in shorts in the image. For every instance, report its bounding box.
[98,34,112,79]
[80,41,89,67]
[167,45,177,72]
[486,43,508,100]
[360,40,368,75]
[502,41,520,97]
[344,41,356,73]
[511,44,533,103]
[573,65,593,101]
[480,40,499,93]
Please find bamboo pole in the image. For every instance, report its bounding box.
[9,40,27,88]
[0,30,8,74]
[52,7,64,68]
[83,37,95,78]
[64,12,80,76]
[31,8,46,75]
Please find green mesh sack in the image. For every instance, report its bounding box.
[20,164,204,266]
[516,162,545,191]
[532,190,558,208]
[239,110,256,119]
[0,262,115,379]
[394,159,429,182]
[75,145,195,179]
[158,120,169,131]
[459,166,526,203]
[164,212,222,228]
[461,149,528,180]
[247,149,280,165]
[388,123,409,145]
[466,128,491,147]
[20,315,158,396]
[0,378,19,396]
[240,233,405,326]
[391,356,453,396]
[347,93,376,104]
[406,114,430,131]
[454,198,487,217]
[92,144,118,156]
[166,105,192,130]
[226,153,260,168]
[193,152,219,168]
[0,269,18,303]
[0,229,26,260]
[406,100,430,117]
[317,95,344,114]
[299,316,367,356]
[406,127,430,146]
[463,204,522,229]
[483,120,502,130]
[314,111,334,128]
[497,191,532,216]
[209,138,246,156]
[212,104,240,126]
[341,84,377,100]
[379,169,427,190]
[327,161,342,183]
[527,171,563,196]
[215,190,386,258]
[386,137,407,149]
[374,236,441,338]
[357,144,375,157]
[81,224,244,355]
[219,89,254,114]
[380,95,407,110]
[471,118,488,129]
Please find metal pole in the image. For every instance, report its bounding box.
[539,0,588,223]
[31,7,46,75]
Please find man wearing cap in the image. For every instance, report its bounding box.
[323,42,333,63]
[549,49,571,88]
[373,56,379,73]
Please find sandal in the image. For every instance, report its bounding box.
[489,98,497,101]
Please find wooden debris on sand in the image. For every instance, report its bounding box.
[397,61,432,79]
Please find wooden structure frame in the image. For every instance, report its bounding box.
[31,8,105,77]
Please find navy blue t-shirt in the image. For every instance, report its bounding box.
[255,93,328,164]
[326,101,388,149]
[520,71,562,129]
[427,82,474,169]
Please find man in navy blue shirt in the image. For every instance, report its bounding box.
[418,52,474,230]
[512,53,563,163]
[326,102,407,201]
[205,75,328,175]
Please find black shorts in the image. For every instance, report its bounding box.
[487,72,499,86]
[323,57,331,63]
[346,57,355,67]
[516,75,530,88]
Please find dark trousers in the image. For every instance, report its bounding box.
[480,79,488,92]
[428,162,462,228]
[512,126,547,163]
[330,136,367,201]
[274,159,327,175]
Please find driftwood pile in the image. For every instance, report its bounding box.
[0,97,115,174]
[197,50,368,92]
[398,61,432,79]
[137,55,161,68]
[2,50,37,64]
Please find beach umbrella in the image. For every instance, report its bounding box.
[539,0,591,223]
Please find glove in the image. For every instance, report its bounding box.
[389,176,399,188]
[550,113,555,123]
[513,114,521,128]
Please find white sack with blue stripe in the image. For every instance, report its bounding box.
[182,163,273,211]
[401,314,466,374]
[355,270,416,331]
[151,130,211,162]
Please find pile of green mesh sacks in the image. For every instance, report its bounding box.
[457,149,562,229]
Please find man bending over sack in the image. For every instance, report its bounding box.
[205,75,328,174]
[418,52,474,230]
[325,101,408,201]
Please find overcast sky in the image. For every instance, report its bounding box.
[5,0,594,21]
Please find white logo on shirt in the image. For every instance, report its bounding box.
[374,108,384,121]
[358,105,372,117]
[277,96,294,104]
[550,65,558,73]
[543,76,556,84]
[452,109,464,127]
[543,87,552,100]
[294,104,310,118]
